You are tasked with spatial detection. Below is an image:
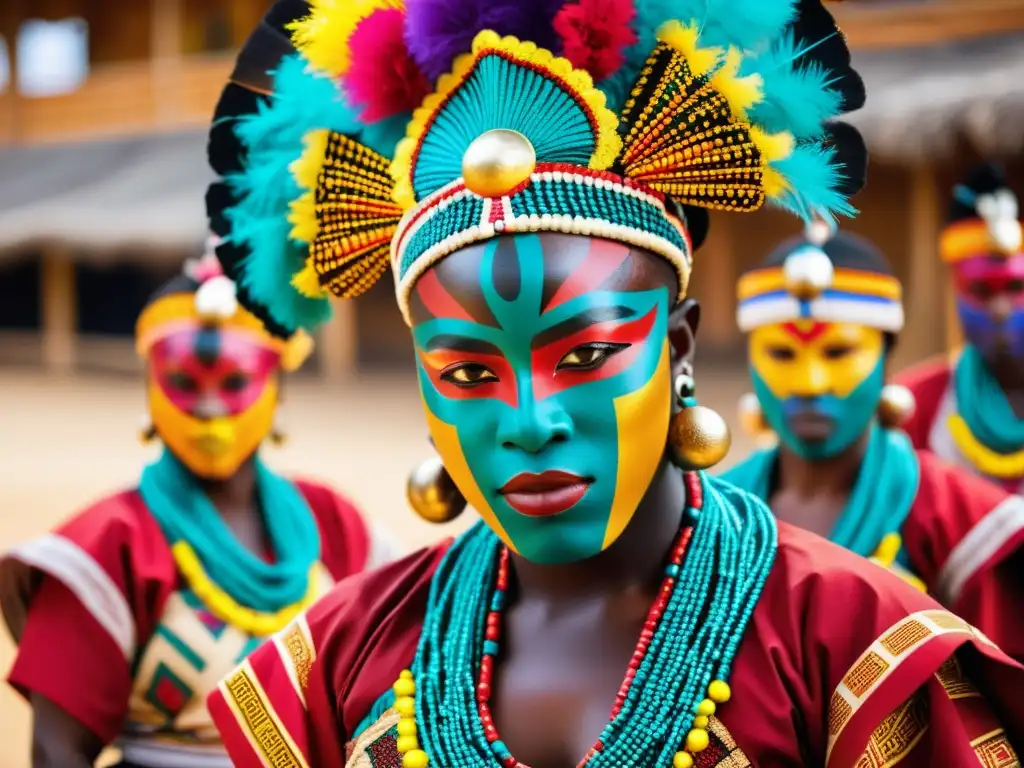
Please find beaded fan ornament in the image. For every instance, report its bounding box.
[208,0,867,334]
[736,224,904,333]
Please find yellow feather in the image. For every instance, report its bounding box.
[710,48,763,120]
[289,191,319,243]
[290,0,404,78]
[657,21,720,79]
[763,166,790,199]
[281,329,315,371]
[292,259,327,299]
[291,129,329,192]
[749,127,794,163]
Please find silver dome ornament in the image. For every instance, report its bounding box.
[783,247,834,301]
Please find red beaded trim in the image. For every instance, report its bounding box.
[475,472,705,768]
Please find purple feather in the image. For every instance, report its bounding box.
[404,0,569,81]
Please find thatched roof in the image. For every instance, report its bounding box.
[850,33,1024,161]
[0,130,211,261]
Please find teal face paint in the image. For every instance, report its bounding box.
[752,357,885,460]
[413,234,672,564]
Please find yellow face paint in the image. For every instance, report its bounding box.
[147,377,278,480]
[748,321,884,400]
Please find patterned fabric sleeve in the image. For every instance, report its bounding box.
[827,608,1024,767]
[0,491,177,743]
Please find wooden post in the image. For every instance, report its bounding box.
[318,299,357,383]
[693,215,738,350]
[151,0,184,123]
[41,247,76,374]
[899,163,943,367]
[0,0,21,145]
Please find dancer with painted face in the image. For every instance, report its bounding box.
[899,164,1024,497]
[0,250,398,768]
[205,0,1024,765]
[723,226,1024,663]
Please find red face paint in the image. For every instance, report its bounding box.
[149,329,280,417]
[531,307,657,401]
[953,254,1024,309]
[780,321,830,343]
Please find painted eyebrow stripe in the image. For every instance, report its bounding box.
[424,334,504,355]
[531,305,637,350]
[415,270,476,322]
[543,239,631,312]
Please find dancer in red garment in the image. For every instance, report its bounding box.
[899,163,1024,499]
[204,0,1024,765]
[0,250,398,768]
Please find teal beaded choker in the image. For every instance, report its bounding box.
[392,471,777,767]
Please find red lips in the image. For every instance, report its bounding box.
[499,471,591,517]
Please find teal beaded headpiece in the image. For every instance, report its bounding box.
[207,0,867,336]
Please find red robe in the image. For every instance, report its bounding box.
[0,480,390,755]
[902,449,1024,664]
[208,523,1024,768]
[898,357,1024,495]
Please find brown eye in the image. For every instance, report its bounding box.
[440,364,498,387]
[165,371,198,392]
[222,373,250,393]
[1008,279,1024,294]
[823,345,854,361]
[557,342,628,371]
[765,345,796,362]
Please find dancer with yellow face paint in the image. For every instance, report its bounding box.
[724,226,1024,663]
[0,247,399,768]
[199,0,1024,764]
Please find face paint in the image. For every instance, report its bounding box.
[748,321,885,459]
[413,234,672,564]
[147,327,281,479]
[952,254,1024,360]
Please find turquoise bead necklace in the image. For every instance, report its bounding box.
[393,470,778,767]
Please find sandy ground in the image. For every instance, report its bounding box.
[0,364,753,767]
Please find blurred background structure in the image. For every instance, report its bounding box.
[1,0,1023,765]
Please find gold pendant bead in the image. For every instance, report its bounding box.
[669,404,732,471]
[877,384,916,429]
[462,129,537,199]
[406,457,467,524]
[783,247,834,301]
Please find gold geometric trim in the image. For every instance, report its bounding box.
[934,657,981,701]
[220,661,309,768]
[826,609,978,767]
[880,619,931,657]
[972,729,1021,768]
[843,652,891,698]
[853,690,929,768]
[276,614,317,705]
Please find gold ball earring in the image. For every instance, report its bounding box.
[407,456,467,524]
[668,366,731,471]
[269,417,288,447]
[877,384,916,429]
[139,415,158,445]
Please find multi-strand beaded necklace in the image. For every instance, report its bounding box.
[390,471,777,767]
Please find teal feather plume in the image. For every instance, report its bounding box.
[741,32,843,140]
[227,55,363,331]
[771,143,857,221]
[598,0,797,112]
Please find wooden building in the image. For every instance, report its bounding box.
[0,0,1023,376]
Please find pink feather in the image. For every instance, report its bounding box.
[345,9,431,123]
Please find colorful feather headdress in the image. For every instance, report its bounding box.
[208,0,867,334]
[941,162,1023,263]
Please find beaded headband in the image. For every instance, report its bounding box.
[208,0,867,336]
[736,226,904,333]
[136,251,312,371]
